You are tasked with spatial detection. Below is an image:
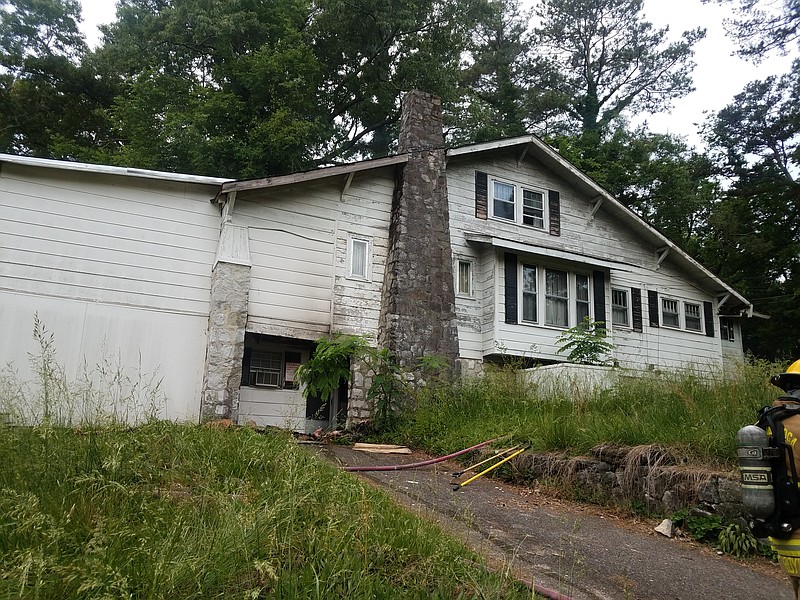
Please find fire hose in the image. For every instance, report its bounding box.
[342,437,504,472]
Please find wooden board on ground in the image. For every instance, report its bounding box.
[353,443,412,454]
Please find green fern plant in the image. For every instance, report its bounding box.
[556,317,615,365]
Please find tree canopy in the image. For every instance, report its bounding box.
[2,0,800,358]
[531,0,704,134]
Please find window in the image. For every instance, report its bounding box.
[522,264,537,323]
[522,189,545,228]
[720,317,735,342]
[611,289,630,327]
[662,298,680,328]
[348,237,370,279]
[249,350,283,387]
[489,178,548,230]
[518,264,591,329]
[545,269,568,327]
[457,260,473,297]
[492,181,515,221]
[685,302,702,332]
[575,274,590,325]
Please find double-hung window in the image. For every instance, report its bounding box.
[490,178,547,230]
[348,236,370,280]
[611,289,630,327]
[662,298,680,328]
[720,317,735,342]
[684,302,702,332]
[522,264,537,323]
[575,274,590,325]
[456,260,473,297]
[522,190,545,228]
[545,269,569,327]
[492,181,516,221]
[518,264,592,328]
[657,296,707,333]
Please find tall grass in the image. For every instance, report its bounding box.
[0,319,532,599]
[0,423,532,599]
[385,360,781,469]
[0,315,165,427]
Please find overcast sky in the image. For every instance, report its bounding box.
[77,0,793,149]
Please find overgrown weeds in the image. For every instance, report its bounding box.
[0,320,534,599]
[383,359,780,469]
[0,423,534,599]
[1,314,165,427]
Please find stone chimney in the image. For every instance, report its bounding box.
[378,90,460,374]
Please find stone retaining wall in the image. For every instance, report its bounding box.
[504,444,743,517]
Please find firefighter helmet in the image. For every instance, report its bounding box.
[771,359,800,392]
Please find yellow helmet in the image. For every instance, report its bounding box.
[771,359,800,392]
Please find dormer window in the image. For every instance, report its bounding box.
[492,181,516,220]
[489,177,547,231]
[475,171,560,237]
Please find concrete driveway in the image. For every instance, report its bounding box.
[317,444,793,600]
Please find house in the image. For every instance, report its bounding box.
[0,91,752,431]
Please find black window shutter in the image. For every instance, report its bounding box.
[703,301,715,337]
[504,252,518,324]
[593,271,606,325]
[548,190,561,236]
[475,171,488,219]
[648,290,660,327]
[631,288,643,332]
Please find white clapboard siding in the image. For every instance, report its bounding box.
[1,164,220,315]
[232,167,395,341]
[445,153,727,371]
[237,193,335,340]
[237,388,306,431]
[331,171,394,337]
[0,163,223,422]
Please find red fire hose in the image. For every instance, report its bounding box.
[342,437,501,472]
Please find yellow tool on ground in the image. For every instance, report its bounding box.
[451,445,522,478]
[452,444,529,491]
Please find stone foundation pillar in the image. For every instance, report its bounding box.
[346,358,373,428]
[201,224,251,421]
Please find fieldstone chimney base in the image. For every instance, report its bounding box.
[200,261,250,421]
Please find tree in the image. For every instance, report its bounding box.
[703,0,800,58]
[531,0,705,136]
[450,0,567,144]
[90,0,485,178]
[0,0,113,159]
[702,70,800,358]
[553,128,718,254]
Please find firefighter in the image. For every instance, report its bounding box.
[769,360,800,599]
